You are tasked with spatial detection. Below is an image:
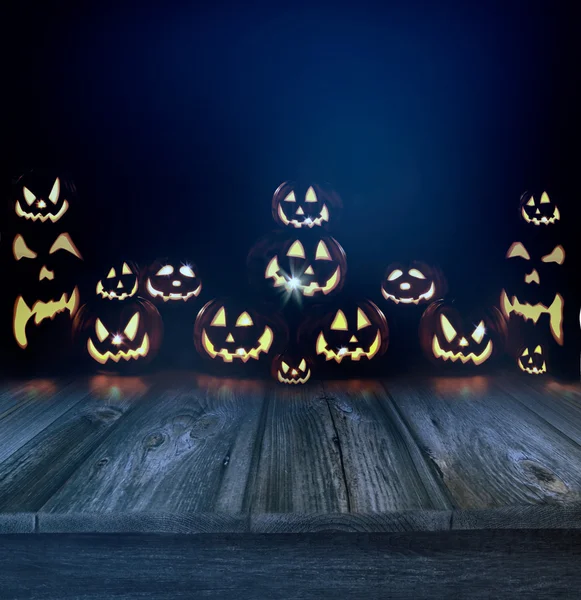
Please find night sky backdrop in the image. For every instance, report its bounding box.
[4,0,579,307]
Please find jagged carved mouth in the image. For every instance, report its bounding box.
[146,278,202,302]
[501,290,564,345]
[97,279,139,301]
[15,200,69,223]
[381,281,435,305]
[521,205,560,225]
[265,256,340,297]
[518,360,547,375]
[13,287,80,349]
[316,330,381,363]
[277,369,311,384]
[432,335,493,365]
[277,203,329,228]
[87,333,150,364]
[201,327,273,363]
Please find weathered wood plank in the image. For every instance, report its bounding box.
[385,375,581,508]
[0,513,35,533]
[323,379,453,511]
[40,373,266,513]
[498,376,581,446]
[0,380,91,465]
[1,530,581,599]
[0,379,150,512]
[245,382,349,513]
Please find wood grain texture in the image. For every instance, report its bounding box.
[0,513,35,533]
[40,374,266,513]
[385,376,581,508]
[245,382,349,513]
[1,530,581,599]
[0,380,149,512]
[323,379,453,511]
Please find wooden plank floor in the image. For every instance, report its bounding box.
[1,371,581,533]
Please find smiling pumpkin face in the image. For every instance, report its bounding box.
[144,258,202,303]
[517,344,547,375]
[272,182,342,230]
[519,191,560,226]
[381,261,447,306]
[13,171,76,224]
[96,262,139,301]
[194,299,287,364]
[419,300,508,367]
[247,231,346,301]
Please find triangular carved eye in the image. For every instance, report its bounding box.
[521,348,529,357]
[281,361,289,373]
[13,235,37,260]
[540,192,550,204]
[506,242,530,260]
[299,359,307,371]
[107,268,116,278]
[440,314,457,342]
[471,321,486,343]
[357,308,371,330]
[124,312,140,341]
[284,191,296,202]
[330,310,348,331]
[95,319,109,342]
[287,240,306,259]
[236,312,253,327]
[211,307,226,327]
[48,178,60,204]
[23,186,37,206]
[534,345,543,354]
[541,245,565,265]
[122,262,132,275]
[526,196,535,207]
[49,233,82,259]
[315,241,331,261]
[305,187,317,203]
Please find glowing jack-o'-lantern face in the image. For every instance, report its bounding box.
[12,232,83,349]
[194,299,287,364]
[381,261,447,305]
[517,344,547,375]
[96,262,139,301]
[73,298,163,371]
[501,240,565,345]
[144,259,202,303]
[272,182,342,229]
[248,232,346,300]
[520,191,560,226]
[13,171,76,223]
[419,300,507,367]
[299,300,389,364]
[271,353,312,384]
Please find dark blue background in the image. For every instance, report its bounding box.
[4,0,578,304]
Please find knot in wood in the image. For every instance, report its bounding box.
[144,432,166,449]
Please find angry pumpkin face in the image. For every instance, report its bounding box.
[520,191,560,226]
[96,262,139,301]
[419,300,508,367]
[144,258,202,303]
[13,171,75,224]
[73,298,163,371]
[272,182,342,229]
[381,261,447,305]
[248,231,346,300]
[194,298,287,364]
[517,344,547,375]
[271,353,313,384]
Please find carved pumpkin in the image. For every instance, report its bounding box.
[12,231,83,350]
[247,231,346,300]
[419,300,508,367]
[517,343,547,375]
[299,299,389,365]
[143,258,202,303]
[96,261,139,301]
[519,191,560,226]
[73,297,163,371]
[13,170,76,224]
[271,352,313,384]
[271,182,342,230]
[381,260,447,305]
[500,239,566,345]
[194,298,287,364]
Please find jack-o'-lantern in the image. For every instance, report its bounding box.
[419,300,508,367]
[96,262,139,301]
[519,191,560,226]
[143,258,202,303]
[517,344,547,375]
[247,231,346,300]
[299,299,389,364]
[13,170,76,224]
[501,240,565,345]
[73,297,163,371]
[12,232,83,349]
[194,298,287,364]
[271,352,313,384]
[271,182,342,229]
[381,261,447,305]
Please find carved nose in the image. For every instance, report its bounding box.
[37,199,47,209]
[226,333,235,343]
[535,208,541,214]
[459,337,469,347]
[291,369,298,376]
[400,282,411,290]
[525,269,540,285]
[304,266,314,275]
[172,280,181,287]
[349,335,358,343]
[39,266,54,281]
[295,206,305,216]
[117,280,124,289]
